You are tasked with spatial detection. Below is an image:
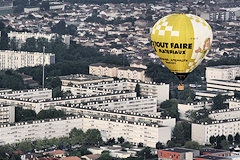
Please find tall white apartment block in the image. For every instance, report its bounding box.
[0,88,52,100]
[209,107,240,121]
[206,65,240,81]
[206,65,240,92]
[8,31,71,46]
[192,119,240,145]
[0,104,15,123]
[0,50,55,70]
[0,115,172,148]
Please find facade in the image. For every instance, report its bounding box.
[89,63,151,82]
[8,31,71,46]
[0,88,52,100]
[209,107,240,120]
[56,96,158,114]
[54,104,176,130]
[60,74,114,86]
[195,90,234,100]
[192,119,240,145]
[201,148,231,157]
[207,79,240,92]
[0,50,55,70]
[61,77,169,105]
[227,99,240,109]
[206,65,240,81]
[157,148,200,160]
[0,115,172,148]
[0,91,136,113]
[0,104,15,123]
[200,11,236,22]
[195,155,231,160]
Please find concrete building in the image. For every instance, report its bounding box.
[8,31,71,46]
[157,148,200,160]
[227,99,240,109]
[201,148,231,157]
[207,79,240,92]
[178,101,212,120]
[24,7,40,13]
[60,74,114,86]
[0,88,52,100]
[0,91,136,113]
[89,63,151,82]
[195,155,231,160]
[56,96,158,114]
[195,90,234,100]
[0,50,55,70]
[206,65,240,81]
[0,115,172,148]
[54,104,176,130]
[61,77,169,105]
[192,118,240,145]
[0,104,15,123]
[209,107,240,120]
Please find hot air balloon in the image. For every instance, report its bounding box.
[151,13,213,90]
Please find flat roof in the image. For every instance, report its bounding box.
[202,148,230,154]
[207,65,240,69]
[195,155,231,159]
[160,147,198,153]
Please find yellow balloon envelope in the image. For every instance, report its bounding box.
[151,13,213,89]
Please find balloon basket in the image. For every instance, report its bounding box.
[178,84,184,90]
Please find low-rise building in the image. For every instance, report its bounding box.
[157,148,200,160]
[195,155,231,160]
[201,148,231,157]
[209,107,240,120]
[195,90,234,100]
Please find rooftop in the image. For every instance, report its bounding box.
[202,148,230,154]
[195,155,231,159]
[207,65,240,69]
[159,147,198,153]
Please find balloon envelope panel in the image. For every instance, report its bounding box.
[151,14,213,74]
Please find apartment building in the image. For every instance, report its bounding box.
[89,63,151,82]
[60,74,114,86]
[56,96,158,114]
[54,105,176,130]
[8,31,70,46]
[206,65,240,92]
[0,104,15,123]
[61,77,169,104]
[0,115,172,148]
[0,91,136,113]
[227,98,240,109]
[157,148,200,160]
[209,107,240,120]
[0,50,55,70]
[0,88,52,100]
[192,119,240,145]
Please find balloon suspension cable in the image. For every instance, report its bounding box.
[176,73,189,91]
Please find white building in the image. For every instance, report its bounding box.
[195,90,234,100]
[227,99,240,109]
[206,65,240,81]
[0,91,136,113]
[89,63,151,82]
[192,119,240,145]
[0,50,55,70]
[8,31,71,46]
[0,104,15,123]
[209,107,240,120]
[207,79,240,92]
[0,88,52,100]
[24,7,40,13]
[0,115,172,148]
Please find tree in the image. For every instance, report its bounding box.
[138,143,143,148]
[36,109,66,120]
[135,83,141,97]
[212,94,228,110]
[166,140,176,148]
[15,107,37,122]
[51,20,67,35]
[172,122,191,145]
[136,147,153,159]
[118,137,124,144]
[228,135,233,144]
[184,141,200,150]
[40,1,50,11]
[235,133,240,144]
[156,142,164,149]
[121,142,132,149]
[85,129,103,145]
[160,99,179,120]
[16,141,33,153]
[69,128,86,145]
[185,96,193,104]
[220,140,229,150]
[209,136,216,145]
[98,150,115,160]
